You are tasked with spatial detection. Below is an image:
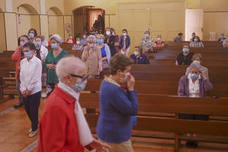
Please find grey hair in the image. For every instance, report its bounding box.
[56,56,86,82]
[188,62,200,72]
[87,35,97,43]
[50,34,63,44]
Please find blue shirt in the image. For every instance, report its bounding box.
[96,80,138,143]
[101,46,107,58]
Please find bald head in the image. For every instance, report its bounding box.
[56,56,87,82]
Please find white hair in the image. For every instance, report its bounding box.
[87,35,97,43]
[188,63,200,72]
[56,56,86,82]
[50,34,63,44]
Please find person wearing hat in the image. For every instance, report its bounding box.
[45,34,69,96]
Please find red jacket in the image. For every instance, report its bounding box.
[38,86,84,152]
[11,47,22,78]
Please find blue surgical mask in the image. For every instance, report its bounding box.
[29,33,35,38]
[24,52,32,59]
[97,39,103,44]
[190,73,199,79]
[20,41,26,46]
[51,43,59,50]
[35,42,41,47]
[71,80,87,92]
[183,48,189,53]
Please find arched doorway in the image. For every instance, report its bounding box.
[73,6,105,37]
[17,4,40,37]
[48,7,64,39]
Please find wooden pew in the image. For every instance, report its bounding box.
[79,92,228,151]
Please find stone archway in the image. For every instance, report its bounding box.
[17,4,40,36]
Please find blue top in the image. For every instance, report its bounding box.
[130,54,150,64]
[101,46,107,58]
[119,35,131,49]
[96,80,138,143]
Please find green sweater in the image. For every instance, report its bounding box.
[45,50,69,84]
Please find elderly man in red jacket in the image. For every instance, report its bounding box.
[38,56,110,152]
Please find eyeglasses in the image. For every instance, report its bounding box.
[70,74,89,81]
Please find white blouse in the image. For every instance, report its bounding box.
[188,74,200,98]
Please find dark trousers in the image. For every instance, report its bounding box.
[23,91,41,131]
[16,78,23,104]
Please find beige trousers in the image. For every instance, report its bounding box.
[100,139,134,152]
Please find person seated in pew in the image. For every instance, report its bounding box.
[189,36,204,48]
[81,35,102,78]
[174,32,183,42]
[72,37,84,51]
[217,33,226,43]
[154,35,165,51]
[38,56,110,152]
[190,32,197,42]
[11,35,30,108]
[141,30,154,53]
[186,53,209,80]
[178,65,213,148]
[66,34,76,44]
[97,53,138,152]
[130,46,150,64]
[96,34,111,70]
[176,44,194,66]
[222,36,228,48]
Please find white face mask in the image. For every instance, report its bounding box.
[76,41,80,44]
[144,34,149,38]
[157,38,161,40]
[123,33,127,36]
[134,51,139,56]
[106,31,111,35]
[71,80,87,93]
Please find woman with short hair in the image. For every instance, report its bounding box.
[176,44,194,65]
[81,35,102,78]
[45,34,69,96]
[97,53,138,152]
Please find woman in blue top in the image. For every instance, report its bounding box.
[97,53,138,152]
[96,34,111,70]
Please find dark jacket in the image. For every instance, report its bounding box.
[130,54,150,64]
[120,35,130,49]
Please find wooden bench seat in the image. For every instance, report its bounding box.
[79,92,228,151]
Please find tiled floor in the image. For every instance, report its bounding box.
[0,98,228,152]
